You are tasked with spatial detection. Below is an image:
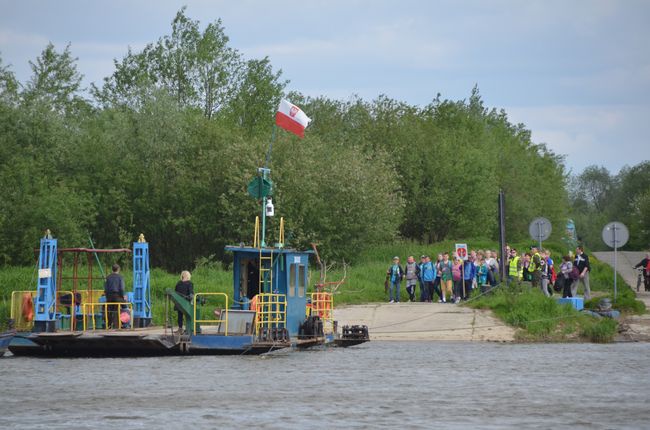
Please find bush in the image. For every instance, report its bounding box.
[580,318,618,343]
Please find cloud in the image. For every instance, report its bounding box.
[507,104,650,174]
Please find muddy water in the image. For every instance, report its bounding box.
[1,341,649,429]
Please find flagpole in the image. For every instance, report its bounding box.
[260,125,277,247]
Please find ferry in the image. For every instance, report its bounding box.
[6,168,368,357]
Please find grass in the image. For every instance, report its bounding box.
[0,239,644,342]
[467,284,619,342]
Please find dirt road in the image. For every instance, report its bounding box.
[334,302,515,342]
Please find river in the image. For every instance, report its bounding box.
[1,341,649,429]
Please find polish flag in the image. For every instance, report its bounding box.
[275,99,311,138]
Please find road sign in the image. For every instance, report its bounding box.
[601,221,629,303]
[529,217,552,248]
[455,243,468,261]
[602,222,629,249]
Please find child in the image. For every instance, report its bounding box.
[385,257,404,303]
[452,257,463,304]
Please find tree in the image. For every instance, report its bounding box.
[23,42,84,113]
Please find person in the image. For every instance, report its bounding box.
[421,256,436,302]
[530,247,543,290]
[559,255,574,298]
[104,263,126,329]
[439,252,453,303]
[462,254,476,300]
[477,256,489,289]
[633,252,650,291]
[507,248,521,285]
[545,250,556,290]
[386,257,404,303]
[451,257,463,304]
[404,256,419,302]
[521,252,532,282]
[572,246,591,300]
[485,250,498,286]
[432,254,443,302]
[417,255,426,301]
[539,255,551,297]
[175,270,194,332]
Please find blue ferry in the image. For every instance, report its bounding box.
[7,168,368,357]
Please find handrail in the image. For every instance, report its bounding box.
[193,292,229,336]
[311,292,334,334]
[253,216,260,248]
[255,293,286,335]
[82,302,133,331]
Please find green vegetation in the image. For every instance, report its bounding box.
[0,8,571,272]
[570,163,650,251]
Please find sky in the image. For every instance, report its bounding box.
[1,0,648,175]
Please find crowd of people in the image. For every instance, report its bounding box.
[385,246,593,304]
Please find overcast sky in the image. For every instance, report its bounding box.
[1,0,648,174]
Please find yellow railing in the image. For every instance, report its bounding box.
[255,293,286,334]
[253,216,260,248]
[311,292,334,334]
[10,291,36,331]
[193,292,229,336]
[82,302,133,331]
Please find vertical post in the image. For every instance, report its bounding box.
[613,225,618,303]
[537,221,543,250]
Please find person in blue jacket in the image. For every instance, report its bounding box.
[421,256,436,303]
[463,256,477,300]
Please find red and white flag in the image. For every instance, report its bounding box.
[275,99,311,138]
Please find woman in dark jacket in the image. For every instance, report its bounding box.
[175,270,194,333]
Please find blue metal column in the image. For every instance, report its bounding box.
[132,235,151,327]
[33,236,58,332]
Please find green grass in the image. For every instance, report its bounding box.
[467,284,619,342]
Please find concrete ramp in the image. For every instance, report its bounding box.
[334,302,515,342]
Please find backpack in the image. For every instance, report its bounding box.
[550,266,557,283]
[569,267,580,281]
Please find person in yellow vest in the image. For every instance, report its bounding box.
[507,248,521,285]
[529,247,543,289]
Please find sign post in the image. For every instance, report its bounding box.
[529,217,552,250]
[602,222,629,302]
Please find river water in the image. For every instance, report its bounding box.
[1,341,649,429]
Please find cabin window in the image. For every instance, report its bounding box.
[289,265,296,297]
[298,265,306,297]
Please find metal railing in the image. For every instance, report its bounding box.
[193,292,229,336]
[82,302,133,331]
[255,293,286,334]
[311,292,334,334]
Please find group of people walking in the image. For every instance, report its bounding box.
[386,245,594,304]
[386,250,501,304]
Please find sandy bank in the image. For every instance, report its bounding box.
[334,302,515,342]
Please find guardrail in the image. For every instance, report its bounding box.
[255,293,286,334]
[82,302,133,331]
[193,292,229,335]
[311,292,334,334]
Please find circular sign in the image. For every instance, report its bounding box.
[602,222,629,248]
[529,217,552,242]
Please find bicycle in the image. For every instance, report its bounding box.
[637,267,650,292]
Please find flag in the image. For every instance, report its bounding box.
[275,99,311,138]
